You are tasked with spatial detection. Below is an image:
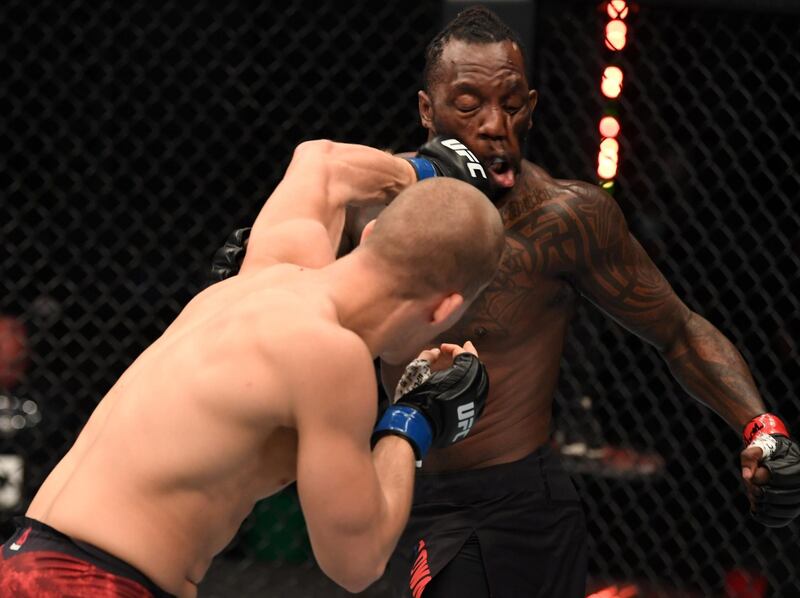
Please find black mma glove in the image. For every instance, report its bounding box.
[372,353,489,462]
[742,413,800,527]
[405,136,491,196]
[208,227,251,285]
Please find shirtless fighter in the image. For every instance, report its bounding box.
[0,138,506,597]
[212,7,800,598]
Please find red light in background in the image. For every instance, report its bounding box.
[725,569,767,598]
[607,1,629,20]
[597,137,619,179]
[586,584,639,598]
[605,20,627,50]
[599,115,620,138]
[597,159,617,180]
[600,137,619,155]
[598,3,632,187]
[0,316,28,388]
[601,66,624,98]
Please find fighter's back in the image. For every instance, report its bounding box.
[27,264,359,596]
[15,139,503,597]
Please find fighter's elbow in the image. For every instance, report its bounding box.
[292,139,347,201]
[317,551,387,593]
[294,138,336,159]
[341,568,386,594]
[660,309,701,358]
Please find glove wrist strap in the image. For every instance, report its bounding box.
[404,157,438,181]
[743,413,790,445]
[373,405,433,462]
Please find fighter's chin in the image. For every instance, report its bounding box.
[487,175,517,204]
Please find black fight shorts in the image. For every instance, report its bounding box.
[388,445,587,598]
[0,517,175,598]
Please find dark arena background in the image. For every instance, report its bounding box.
[1,1,798,596]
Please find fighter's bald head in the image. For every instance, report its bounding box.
[362,177,505,301]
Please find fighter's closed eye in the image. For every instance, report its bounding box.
[454,95,480,112]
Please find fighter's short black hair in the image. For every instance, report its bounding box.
[423,5,526,91]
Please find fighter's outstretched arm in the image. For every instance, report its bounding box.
[550,183,766,429]
[240,140,416,272]
[523,181,799,525]
[293,328,416,593]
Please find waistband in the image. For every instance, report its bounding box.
[414,445,578,503]
[11,517,175,598]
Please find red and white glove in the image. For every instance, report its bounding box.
[741,413,800,527]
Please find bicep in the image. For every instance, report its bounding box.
[242,141,344,269]
[252,141,338,236]
[240,218,337,272]
[567,186,691,350]
[241,140,406,270]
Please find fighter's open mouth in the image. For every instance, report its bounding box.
[488,157,516,188]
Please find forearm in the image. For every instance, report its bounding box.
[343,436,415,590]
[308,435,415,593]
[370,435,416,552]
[664,312,766,430]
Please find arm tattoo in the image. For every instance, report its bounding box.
[509,182,683,342]
[665,315,765,429]
[523,181,765,429]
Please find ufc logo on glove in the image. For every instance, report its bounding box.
[440,139,488,180]
[451,402,476,442]
[373,354,489,463]
[403,136,491,196]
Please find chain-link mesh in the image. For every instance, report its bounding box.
[1,2,438,596]
[532,2,800,596]
[1,1,798,596]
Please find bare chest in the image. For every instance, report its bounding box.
[441,231,575,345]
[440,175,582,345]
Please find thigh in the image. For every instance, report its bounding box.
[480,501,587,598]
[388,502,475,598]
[422,533,490,598]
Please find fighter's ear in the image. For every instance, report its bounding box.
[359,219,377,244]
[431,292,464,326]
[527,89,539,129]
[418,90,434,131]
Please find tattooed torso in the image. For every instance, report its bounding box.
[368,163,589,470]
[350,159,689,471]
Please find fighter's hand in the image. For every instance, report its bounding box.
[740,413,800,527]
[208,227,251,285]
[422,341,479,372]
[404,136,491,196]
[372,347,489,462]
[393,342,479,400]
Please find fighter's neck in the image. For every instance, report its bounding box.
[316,254,419,358]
